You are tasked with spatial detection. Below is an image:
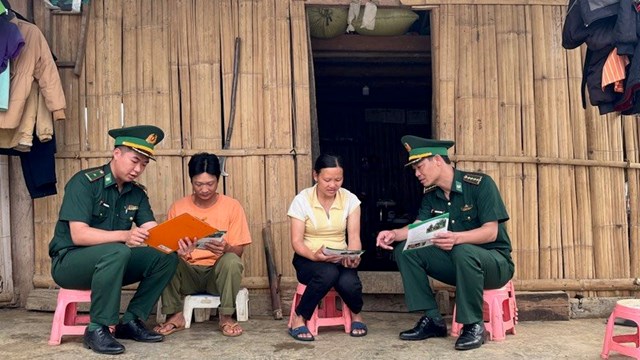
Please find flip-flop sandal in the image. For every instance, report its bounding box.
[219,322,243,337]
[288,325,315,341]
[350,321,368,337]
[154,321,185,336]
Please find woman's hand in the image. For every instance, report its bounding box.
[177,237,196,259]
[314,246,341,263]
[341,255,361,268]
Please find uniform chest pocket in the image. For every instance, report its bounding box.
[92,202,110,224]
[115,206,137,229]
[461,207,478,222]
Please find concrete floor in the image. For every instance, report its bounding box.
[0,308,633,359]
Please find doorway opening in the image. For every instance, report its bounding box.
[311,9,433,271]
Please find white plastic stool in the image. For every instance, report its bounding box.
[157,288,249,327]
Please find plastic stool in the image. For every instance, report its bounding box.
[49,289,92,345]
[451,280,517,341]
[287,283,352,336]
[601,299,640,359]
[180,288,249,328]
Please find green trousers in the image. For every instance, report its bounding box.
[394,243,514,324]
[161,253,244,316]
[51,243,178,326]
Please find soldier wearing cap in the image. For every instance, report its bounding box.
[376,135,514,351]
[48,125,186,355]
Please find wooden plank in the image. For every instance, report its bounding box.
[400,0,566,5]
[8,157,32,306]
[515,291,570,321]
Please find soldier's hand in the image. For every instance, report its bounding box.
[430,231,457,251]
[126,227,149,247]
[376,230,396,250]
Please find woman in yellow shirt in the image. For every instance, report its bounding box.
[287,154,366,341]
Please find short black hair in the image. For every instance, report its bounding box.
[313,153,343,173]
[188,152,221,180]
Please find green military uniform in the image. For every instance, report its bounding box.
[49,125,178,326]
[393,136,515,325]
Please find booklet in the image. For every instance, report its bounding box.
[322,247,365,258]
[146,213,217,254]
[195,230,227,249]
[403,212,450,251]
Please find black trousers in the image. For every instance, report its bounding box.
[292,254,363,320]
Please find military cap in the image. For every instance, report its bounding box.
[108,125,165,160]
[401,135,454,166]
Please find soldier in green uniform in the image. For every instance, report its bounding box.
[376,135,515,351]
[49,125,183,355]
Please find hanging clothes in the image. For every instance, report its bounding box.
[0,17,65,130]
[0,133,57,199]
[562,0,640,115]
[0,16,24,73]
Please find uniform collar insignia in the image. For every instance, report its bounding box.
[104,173,114,187]
[455,181,463,192]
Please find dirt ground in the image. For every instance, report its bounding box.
[0,308,633,359]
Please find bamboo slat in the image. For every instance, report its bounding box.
[624,116,640,276]
[290,1,313,191]
[455,5,474,158]
[495,5,524,279]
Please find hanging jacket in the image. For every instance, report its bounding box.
[0,17,65,130]
[562,0,639,114]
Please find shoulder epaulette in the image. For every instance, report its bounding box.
[132,181,147,193]
[83,168,106,182]
[423,184,437,193]
[463,173,483,185]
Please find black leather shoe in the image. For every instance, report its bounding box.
[454,322,486,350]
[83,325,125,355]
[399,316,447,340]
[115,319,164,343]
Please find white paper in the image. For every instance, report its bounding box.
[403,213,449,251]
[195,231,226,249]
[322,247,365,258]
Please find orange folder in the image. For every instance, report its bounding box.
[146,213,217,254]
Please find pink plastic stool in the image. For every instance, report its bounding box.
[288,283,352,336]
[601,299,640,359]
[451,280,517,341]
[48,289,92,345]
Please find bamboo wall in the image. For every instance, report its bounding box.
[19,0,640,296]
[30,0,310,289]
[428,2,636,296]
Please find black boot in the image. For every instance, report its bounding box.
[454,322,486,350]
[399,316,447,340]
[115,319,164,342]
[83,325,125,355]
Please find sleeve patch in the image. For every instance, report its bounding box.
[463,174,483,185]
[83,168,106,182]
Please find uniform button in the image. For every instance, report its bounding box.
[129,217,133,221]
[467,216,471,220]
[447,202,451,206]
[451,220,456,224]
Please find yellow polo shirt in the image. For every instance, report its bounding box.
[287,185,361,252]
